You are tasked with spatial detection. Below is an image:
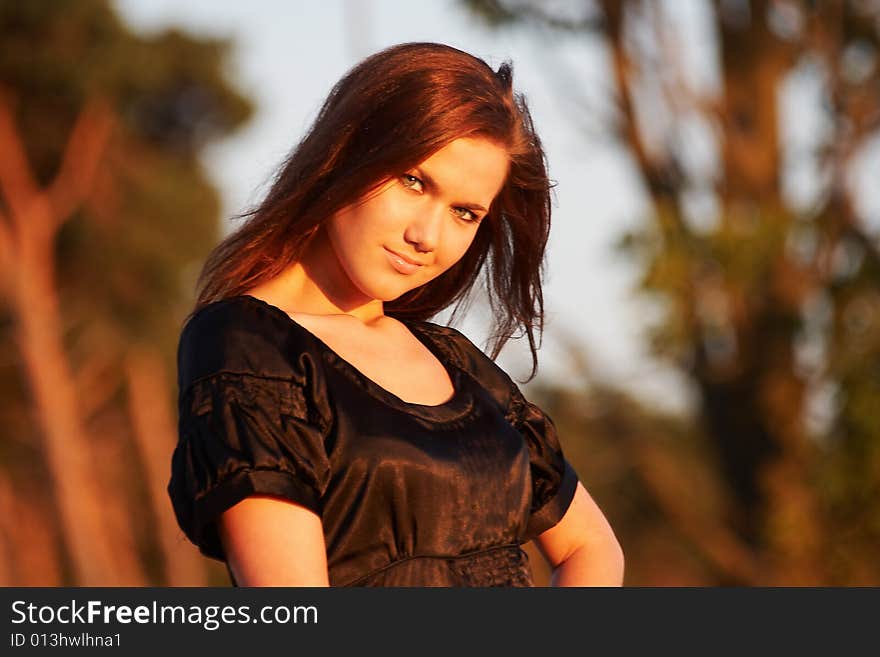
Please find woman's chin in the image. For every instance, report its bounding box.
[376,288,416,303]
[354,276,426,304]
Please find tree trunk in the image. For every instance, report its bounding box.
[1,97,123,584]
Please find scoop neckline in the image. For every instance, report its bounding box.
[229,294,474,418]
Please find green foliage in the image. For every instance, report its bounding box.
[1,0,252,341]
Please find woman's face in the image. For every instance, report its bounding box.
[324,137,509,305]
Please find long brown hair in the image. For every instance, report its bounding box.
[195,42,552,380]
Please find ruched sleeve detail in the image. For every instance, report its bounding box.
[168,297,332,561]
[508,387,579,542]
[170,373,331,560]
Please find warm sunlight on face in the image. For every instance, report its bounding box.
[325,137,509,304]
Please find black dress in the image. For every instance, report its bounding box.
[168,295,578,586]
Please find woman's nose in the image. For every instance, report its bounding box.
[403,202,445,253]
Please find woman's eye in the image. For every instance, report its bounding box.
[452,207,479,223]
[400,174,423,192]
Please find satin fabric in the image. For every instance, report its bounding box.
[168,295,578,587]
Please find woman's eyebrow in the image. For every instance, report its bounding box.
[413,167,488,213]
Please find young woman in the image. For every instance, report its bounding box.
[168,42,624,587]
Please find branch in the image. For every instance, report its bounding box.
[75,355,123,423]
[47,99,115,230]
[0,94,39,220]
[805,4,880,266]
[464,0,602,33]
[0,94,115,242]
[0,208,13,292]
[654,3,720,119]
[631,439,761,583]
[597,0,688,225]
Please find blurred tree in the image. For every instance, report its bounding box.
[468,0,880,584]
[0,0,251,584]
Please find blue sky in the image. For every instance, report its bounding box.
[115,0,697,413]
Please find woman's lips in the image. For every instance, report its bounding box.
[384,247,424,275]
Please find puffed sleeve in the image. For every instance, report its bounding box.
[167,298,332,561]
[507,385,579,542]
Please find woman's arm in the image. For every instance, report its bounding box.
[534,481,625,586]
[218,496,330,586]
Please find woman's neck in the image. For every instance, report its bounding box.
[247,233,385,326]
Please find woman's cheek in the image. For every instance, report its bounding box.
[427,254,457,282]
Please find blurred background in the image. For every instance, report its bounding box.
[1,0,878,586]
